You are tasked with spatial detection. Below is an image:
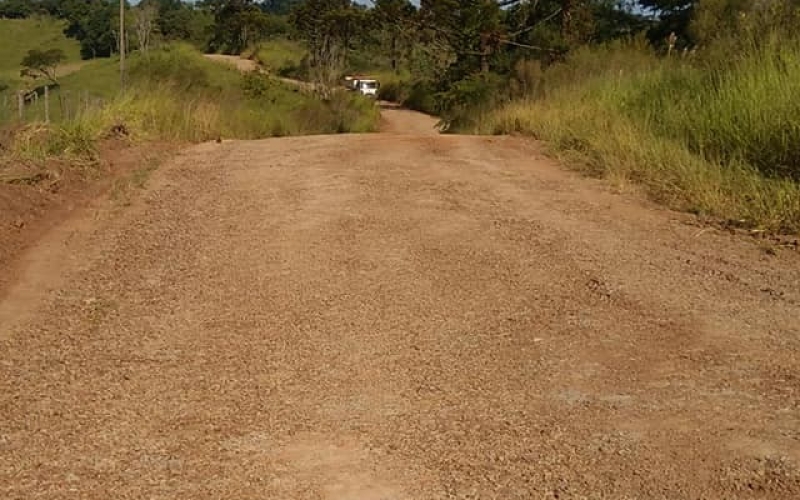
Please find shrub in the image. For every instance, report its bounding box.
[242,72,273,98]
[129,45,211,91]
[377,79,407,103]
[294,91,380,134]
[438,72,507,131]
[403,80,438,115]
[253,39,307,78]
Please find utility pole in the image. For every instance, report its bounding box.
[120,0,126,91]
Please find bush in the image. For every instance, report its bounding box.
[242,72,273,98]
[294,91,380,134]
[403,80,438,115]
[377,79,407,103]
[438,72,507,131]
[129,44,211,91]
[253,39,307,78]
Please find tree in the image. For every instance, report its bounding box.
[57,0,121,59]
[260,0,303,15]
[372,0,416,73]
[500,0,602,51]
[207,0,277,53]
[638,0,696,45]
[81,2,118,59]
[132,1,159,53]
[690,0,800,51]
[290,0,355,89]
[157,0,213,45]
[20,48,66,84]
[419,0,503,77]
[0,0,34,19]
[591,1,653,43]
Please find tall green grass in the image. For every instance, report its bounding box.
[630,38,800,180]
[477,37,800,234]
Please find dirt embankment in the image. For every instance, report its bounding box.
[0,139,178,298]
[2,104,800,499]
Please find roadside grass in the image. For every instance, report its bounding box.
[5,43,380,163]
[476,37,800,234]
[251,39,307,77]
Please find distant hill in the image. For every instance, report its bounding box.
[0,16,81,89]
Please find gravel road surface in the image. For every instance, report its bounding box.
[2,106,800,499]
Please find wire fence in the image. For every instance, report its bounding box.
[0,87,108,126]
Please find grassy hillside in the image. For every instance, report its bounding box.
[0,17,82,88]
[58,57,120,98]
[252,39,307,77]
[5,43,379,160]
[1,56,120,124]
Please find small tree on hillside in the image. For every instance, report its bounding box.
[20,48,66,84]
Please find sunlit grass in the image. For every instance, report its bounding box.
[7,43,380,163]
[477,37,800,234]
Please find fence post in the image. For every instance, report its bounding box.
[44,85,50,124]
[65,91,71,121]
[17,91,23,121]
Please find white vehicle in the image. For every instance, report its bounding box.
[344,76,379,97]
[356,79,379,97]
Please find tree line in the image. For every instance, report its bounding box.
[0,0,303,58]
[286,0,800,75]
[280,1,799,117]
[4,1,797,104]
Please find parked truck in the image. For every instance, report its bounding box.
[344,75,380,97]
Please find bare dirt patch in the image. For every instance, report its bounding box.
[0,138,178,301]
[378,101,440,135]
[203,53,259,73]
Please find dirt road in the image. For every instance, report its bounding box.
[203,54,260,73]
[2,106,800,499]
